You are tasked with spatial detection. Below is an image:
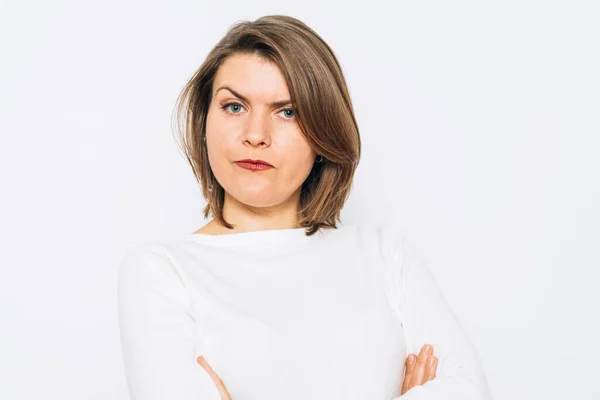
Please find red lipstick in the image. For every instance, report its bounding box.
[235,159,274,171]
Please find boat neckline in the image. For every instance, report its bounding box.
[186,224,349,247]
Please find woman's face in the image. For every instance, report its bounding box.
[205,53,317,208]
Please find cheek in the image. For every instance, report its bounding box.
[205,108,238,154]
[278,134,316,173]
[205,106,226,136]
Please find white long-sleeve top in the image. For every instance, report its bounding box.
[117,224,492,400]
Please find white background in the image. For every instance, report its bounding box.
[1,1,598,399]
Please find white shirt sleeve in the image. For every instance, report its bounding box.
[117,244,221,400]
[389,230,493,399]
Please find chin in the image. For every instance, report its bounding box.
[229,190,287,208]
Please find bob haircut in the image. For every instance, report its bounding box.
[173,15,361,236]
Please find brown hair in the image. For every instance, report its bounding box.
[172,15,361,236]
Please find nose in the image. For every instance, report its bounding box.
[243,109,272,148]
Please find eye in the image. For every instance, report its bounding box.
[221,102,246,115]
[220,102,296,121]
[279,108,296,121]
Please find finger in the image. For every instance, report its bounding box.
[197,356,230,399]
[412,344,433,385]
[401,354,416,395]
[424,356,438,383]
[197,356,232,400]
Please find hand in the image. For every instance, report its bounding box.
[197,346,438,399]
[197,356,232,400]
[401,343,438,395]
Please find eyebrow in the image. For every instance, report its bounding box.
[214,85,293,108]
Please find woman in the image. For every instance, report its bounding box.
[117,15,492,400]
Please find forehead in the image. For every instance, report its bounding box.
[213,54,290,98]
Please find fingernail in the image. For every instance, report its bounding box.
[428,356,434,366]
[408,354,415,364]
[425,344,432,354]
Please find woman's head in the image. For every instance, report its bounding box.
[174,15,361,236]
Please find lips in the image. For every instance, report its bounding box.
[234,159,275,171]
[235,159,274,167]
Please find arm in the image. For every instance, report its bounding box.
[117,244,221,400]
[388,229,493,399]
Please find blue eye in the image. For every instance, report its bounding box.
[280,108,295,120]
[221,102,245,114]
[220,101,296,122]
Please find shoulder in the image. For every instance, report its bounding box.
[120,241,174,268]
[355,224,421,276]
[353,223,407,254]
[336,223,410,264]
[118,241,187,289]
[117,241,196,317]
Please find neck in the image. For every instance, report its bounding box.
[215,190,302,233]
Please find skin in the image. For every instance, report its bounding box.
[401,344,439,395]
[193,53,439,395]
[194,53,316,236]
[197,344,438,398]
